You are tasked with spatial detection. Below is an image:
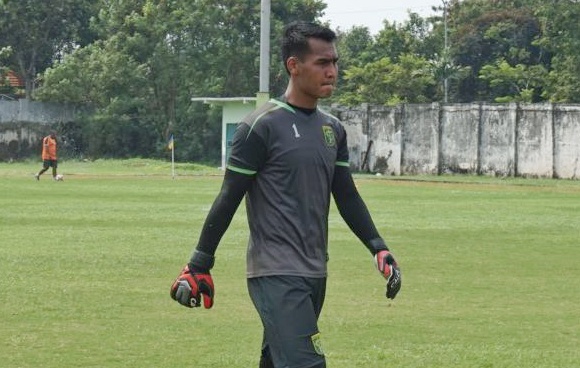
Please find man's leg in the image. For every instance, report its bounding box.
[259,345,325,368]
[36,161,49,179]
[248,276,327,368]
[51,160,58,178]
[258,345,275,368]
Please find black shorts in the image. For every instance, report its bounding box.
[43,159,58,169]
[247,275,327,367]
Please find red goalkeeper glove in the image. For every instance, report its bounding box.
[374,250,402,299]
[170,265,215,309]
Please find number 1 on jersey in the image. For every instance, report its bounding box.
[292,123,301,138]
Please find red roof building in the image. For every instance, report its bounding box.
[4,70,24,87]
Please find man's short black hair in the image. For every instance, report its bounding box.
[282,22,336,74]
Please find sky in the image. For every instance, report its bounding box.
[321,0,443,34]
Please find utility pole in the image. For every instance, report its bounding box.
[257,0,271,106]
[442,0,449,103]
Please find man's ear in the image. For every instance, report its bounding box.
[287,56,300,76]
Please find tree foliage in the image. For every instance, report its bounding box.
[0,0,97,98]
[332,0,579,105]
[450,2,547,102]
[534,0,580,102]
[339,54,436,105]
[33,0,325,160]
[3,0,580,160]
[479,59,547,102]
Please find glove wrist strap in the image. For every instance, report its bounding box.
[366,237,389,255]
[189,250,215,271]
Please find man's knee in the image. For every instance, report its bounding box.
[310,362,326,368]
[258,347,275,368]
[258,345,326,368]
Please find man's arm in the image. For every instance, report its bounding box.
[170,170,253,308]
[331,166,387,254]
[331,166,402,299]
[190,169,254,268]
[172,119,265,308]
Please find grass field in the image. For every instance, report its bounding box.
[1,159,579,368]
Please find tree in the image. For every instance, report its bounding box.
[535,0,580,102]
[450,1,548,102]
[34,0,327,160]
[479,59,547,102]
[339,54,437,106]
[0,0,97,98]
[0,45,13,95]
[373,13,435,63]
[333,13,441,106]
[29,0,580,160]
[331,26,375,103]
[427,51,471,103]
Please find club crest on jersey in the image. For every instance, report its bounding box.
[311,333,325,356]
[322,126,335,147]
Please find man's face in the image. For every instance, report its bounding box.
[290,38,338,101]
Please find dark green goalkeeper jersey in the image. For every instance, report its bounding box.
[227,98,350,278]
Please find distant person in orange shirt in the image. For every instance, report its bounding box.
[35,131,58,180]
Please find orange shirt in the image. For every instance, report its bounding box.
[42,136,57,160]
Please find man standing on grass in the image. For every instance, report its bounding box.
[35,131,58,181]
[170,21,402,368]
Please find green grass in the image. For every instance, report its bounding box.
[1,159,579,367]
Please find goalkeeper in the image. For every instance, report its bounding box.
[171,21,401,368]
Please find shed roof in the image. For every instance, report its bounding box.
[191,97,256,105]
[3,70,24,87]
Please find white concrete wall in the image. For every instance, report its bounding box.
[0,99,78,124]
[329,102,580,179]
[0,99,80,159]
[517,103,553,177]
[479,104,517,176]
[367,105,402,175]
[400,103,440,175]
[440,103,480,174]
[2,99,580,179]
[554,105,580,179]
[330,105,366,170]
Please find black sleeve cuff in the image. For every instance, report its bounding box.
[366,237,389,255]
[189,250,215,271]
